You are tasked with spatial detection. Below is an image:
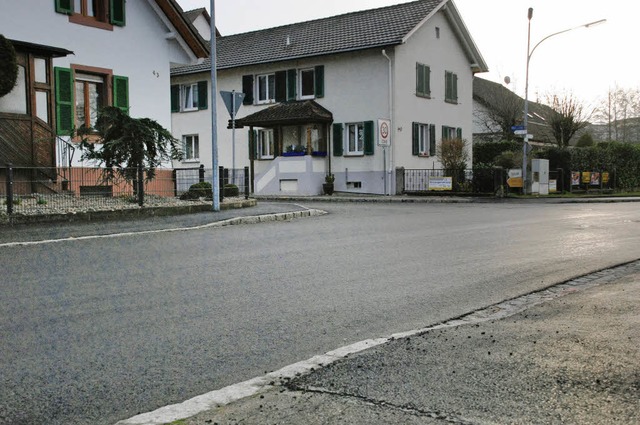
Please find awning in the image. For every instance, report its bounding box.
[233,100,333,128]
[9,39,74,57]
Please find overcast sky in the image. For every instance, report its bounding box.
[176,0,638,107]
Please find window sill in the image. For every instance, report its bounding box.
[282,152,306,157]
[69,14,113,31]
[416,93,431,99]
[182,159,200,163]
[344,153,364,157]
[418,153,431,158]
[445,99,459,105]
[257,156,274,160]
[181,108,199,113]
[299,95,315,101]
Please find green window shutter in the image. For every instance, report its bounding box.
[286,69,297,101]
[113,75,129,113]
[197,81,208,110]
[170,85,180,112]
[364,120,374,155]
[456,127,462,139]
[332,123,343,157]
[248,130,257,160]
[55,0,73,14]
[275,71,287,102]
[412,122,419,156]
[429,125,437,156]
[453,74,458,103]
[242,75,253,105]
[416,63,424,96]
[426,66,431,96]
[314,65,324,98]
[54,67,74,135]
[273,127,281,157]
[442,126,447,141]
[110,0,126,26]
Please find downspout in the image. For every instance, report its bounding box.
[382,49,393,195]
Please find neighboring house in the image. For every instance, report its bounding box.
[183,7,219,41]
[0,0,208,189]
[171,0,487,195]
[473,76,555,145]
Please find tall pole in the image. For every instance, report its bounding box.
[522,7,533,195]
[231,89,236,185]
[522,9,605,195]
[210,0,219,211]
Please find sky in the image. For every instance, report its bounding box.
[176,0,639,108]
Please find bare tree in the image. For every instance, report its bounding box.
[543,92,591,147]
[593,84,640,142]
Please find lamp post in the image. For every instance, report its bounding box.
[522,9,606,194]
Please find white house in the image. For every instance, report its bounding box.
[170,0,487,195]
[0,0,208,173]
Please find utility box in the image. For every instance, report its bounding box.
[531,159,549,195]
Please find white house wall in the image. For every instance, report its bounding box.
[172,48,391,195]
[1,1,196,138]
[393,10,475,171]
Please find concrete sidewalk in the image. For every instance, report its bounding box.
[120,261,640,425]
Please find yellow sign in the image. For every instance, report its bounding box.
[602,172,610,184]
[507,177,523,188]
[582,172,591,184]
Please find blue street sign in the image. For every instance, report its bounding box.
[511,125,525,131]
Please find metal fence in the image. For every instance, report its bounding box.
[2,165,250,215]
[402,168,496,194]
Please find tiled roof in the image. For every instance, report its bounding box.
[172,0,442,75]
[235,100,333,127]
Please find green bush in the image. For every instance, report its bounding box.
[180,181,213,200]
[224,184,239,197]
[0,35,18,98]
[473,140,520,165]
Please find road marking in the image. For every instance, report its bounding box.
[0,209,327,248]
[116,260,640,425]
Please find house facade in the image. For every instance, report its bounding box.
[171,0,487,195]
[0,0,207,178]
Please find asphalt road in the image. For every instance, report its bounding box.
[1,201,639,424]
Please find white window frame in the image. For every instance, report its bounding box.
[256,74,275,104]
[417,123,430,156]
[182,83,199,111]
[345,122,364,156]
[257,129,274,159]
[299,68,315,100]
[183,134,199,161]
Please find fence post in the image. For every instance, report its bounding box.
[172,169,178,197]
[395,167,405,194]
[244,166,249,199]
[6,164,13,215]
[138,164,144,207]
[219,165,224,203]
[199,164,205,183]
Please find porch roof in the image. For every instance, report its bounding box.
[9,39,74,57]
[235,100,333,128]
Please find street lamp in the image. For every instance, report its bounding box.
[522,9,606,194]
